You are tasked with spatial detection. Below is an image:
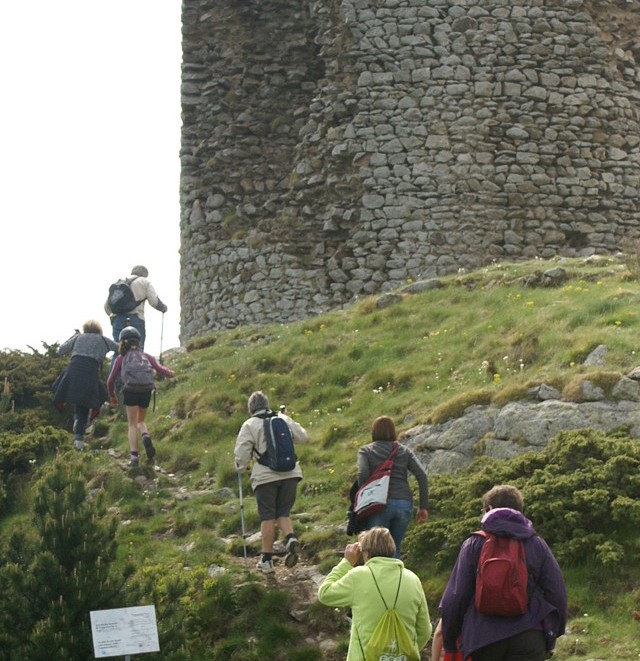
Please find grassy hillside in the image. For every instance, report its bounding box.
[2,254,640,659]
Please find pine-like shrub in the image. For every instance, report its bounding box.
[404,427,640,569]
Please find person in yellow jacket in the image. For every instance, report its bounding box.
[317,527,432,660]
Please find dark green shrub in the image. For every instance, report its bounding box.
[0,426,67,475]
[404,428,640,570]
[0,458,128,659]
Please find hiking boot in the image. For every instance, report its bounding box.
[284,536,299,568]
[128,456,139,468]
[256,558,275,574]
[142,435,156,460]
[73,439,85,451]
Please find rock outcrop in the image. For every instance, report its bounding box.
[404,370,640,474]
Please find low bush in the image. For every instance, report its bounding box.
[404,427,640,570]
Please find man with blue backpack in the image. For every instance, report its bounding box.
[234,391,309,573]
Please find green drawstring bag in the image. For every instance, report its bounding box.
[362,568,420,661]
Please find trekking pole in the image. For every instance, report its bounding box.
[159,312,165,363]
[237,470,248,569]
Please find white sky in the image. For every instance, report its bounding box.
[1,1,183,358]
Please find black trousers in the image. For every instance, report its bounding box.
[472,630,547,661]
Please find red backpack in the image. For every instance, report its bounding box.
[474,530,529,617]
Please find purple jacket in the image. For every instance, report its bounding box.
[439,508,567,659]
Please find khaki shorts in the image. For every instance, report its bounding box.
[254,478,299,521]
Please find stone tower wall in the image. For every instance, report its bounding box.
[180,0,640,342]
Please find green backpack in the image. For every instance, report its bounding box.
[360,567,420,661]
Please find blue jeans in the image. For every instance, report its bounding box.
[111,313,146,346]
[366,498,413,558]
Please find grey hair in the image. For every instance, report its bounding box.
[248,391,269,414]
[131,265,149,277]
[82,319,103,335]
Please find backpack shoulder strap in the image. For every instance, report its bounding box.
[392,567,403,609]
[127,276,146,305]
[368,566,389,610]
[368,565,403,610]
[251,410,274,460]
[365,441,399,477]
[368,442,398,461]
[356,567,403,659]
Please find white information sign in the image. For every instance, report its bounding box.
[90,605,160,658]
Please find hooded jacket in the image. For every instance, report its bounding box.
[318,556,432,661]
[439,507,567,659]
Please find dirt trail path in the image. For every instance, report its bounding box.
[102,442,438,659]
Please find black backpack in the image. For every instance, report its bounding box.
[254,412,296,472]
[107,277,142,314]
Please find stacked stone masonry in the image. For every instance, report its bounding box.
[180,0,640,343]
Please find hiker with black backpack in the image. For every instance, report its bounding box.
[104,265,168,347]
[317,527,432,661]
[234,391,308,574]
[53,320,119,450]
[439,485,568,661]
[107,326,174,467]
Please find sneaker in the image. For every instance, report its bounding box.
[256,558,275,574]
[128,456,139,468]
[73,439,85,451]
[143,435,156,460]
[284,536,299,568]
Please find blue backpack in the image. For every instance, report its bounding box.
[254,412,296,472]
